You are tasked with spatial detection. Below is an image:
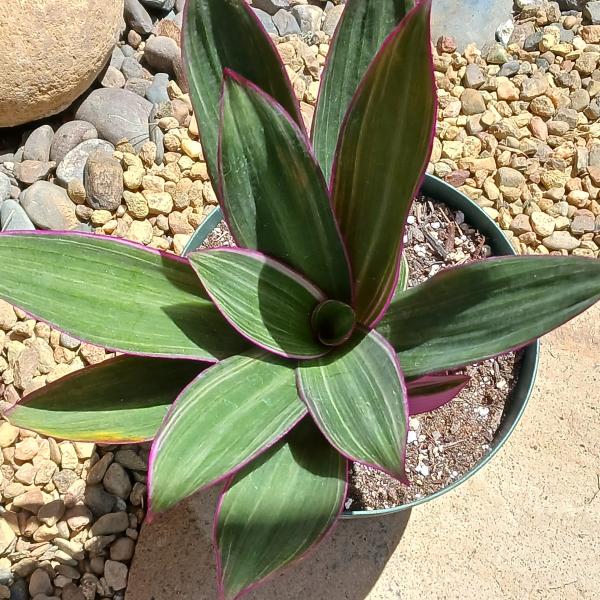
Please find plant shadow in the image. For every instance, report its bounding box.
[125,487,411,600]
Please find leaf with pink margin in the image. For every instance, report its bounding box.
[183,0,303,184]
[218,70,352,302]
[215,418,347,600]
[149,351,307,515]
[0,232,246,361]
[297,329,409,482]
[312,0,415,181]
[407,374,469,415]
[330,0,436,326]
[188,247,327,359]
[7,357,206,443]
[377,255,600,377]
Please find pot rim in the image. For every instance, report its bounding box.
[182,174,541,520]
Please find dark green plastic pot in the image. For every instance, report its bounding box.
[183,174,540,519]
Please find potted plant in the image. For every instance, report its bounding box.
[0,1,599,599]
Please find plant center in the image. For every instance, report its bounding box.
[311,300,356,347]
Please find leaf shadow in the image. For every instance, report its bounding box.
[126,487,411,600]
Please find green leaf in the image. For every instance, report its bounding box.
[312,0,414,180]
[189,248,326,359]
[6,357,204,443]
[149,352,307,514]
[219,71,352,301]
[377,256,600,377]
[330,0,436,326]
[0,232,245,361]
[394,255,410,296]
[297,329,408,480]
[215,419,346,600]
[184,0,302,182]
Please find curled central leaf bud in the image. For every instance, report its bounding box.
[311,300,356,347]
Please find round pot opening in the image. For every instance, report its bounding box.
[182,174,540,519]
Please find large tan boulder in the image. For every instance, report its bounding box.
[0,0,124,128]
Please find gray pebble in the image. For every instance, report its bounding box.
[121,56,144,79]
[103,463,132,499]
[291,5,323,34]
[56,139,115,187]
[121,44,136,58]
[0,200,35,232]
[125,77,153,98]
[252,0,292,15]
[50,121,98,164]
[23,125,54,162]
[84,485,117,518]
[497,60,520,78]
[273,9,301,36]
[100,65,126,89]
[75,88,152,150]
[0,173,10,201]
[59,333,81,350]
[91,512,129,536]
[252,8,277,35]
[110,47,125,71]
[146,72,170,104]
[124,0,154,35]
[21,181,78,230]
[143,36,179,74]
[584,1,600,25]
[322,4,344,37]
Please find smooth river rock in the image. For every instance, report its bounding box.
[75,88,153,149]
[50,121,98,164]
[21,181,78,230]
[56,139,115,187]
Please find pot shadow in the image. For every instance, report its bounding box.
[125,487,411,600]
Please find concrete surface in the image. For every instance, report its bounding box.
[126,304,600,600]
[431,0,514,50]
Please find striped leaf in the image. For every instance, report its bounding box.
[312,0,414,180]
[0,232,245,361]
[215,419,346,600]
[407,374,469,415]
[297,329,408,480]
[218,71,352,301]
[184,0,301,182]
[330,0,436,326]
[394,255,410,296]
[188,248,326,359]
[149,352,306,514]
[7,357,204,443]
[378,256,600,377]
